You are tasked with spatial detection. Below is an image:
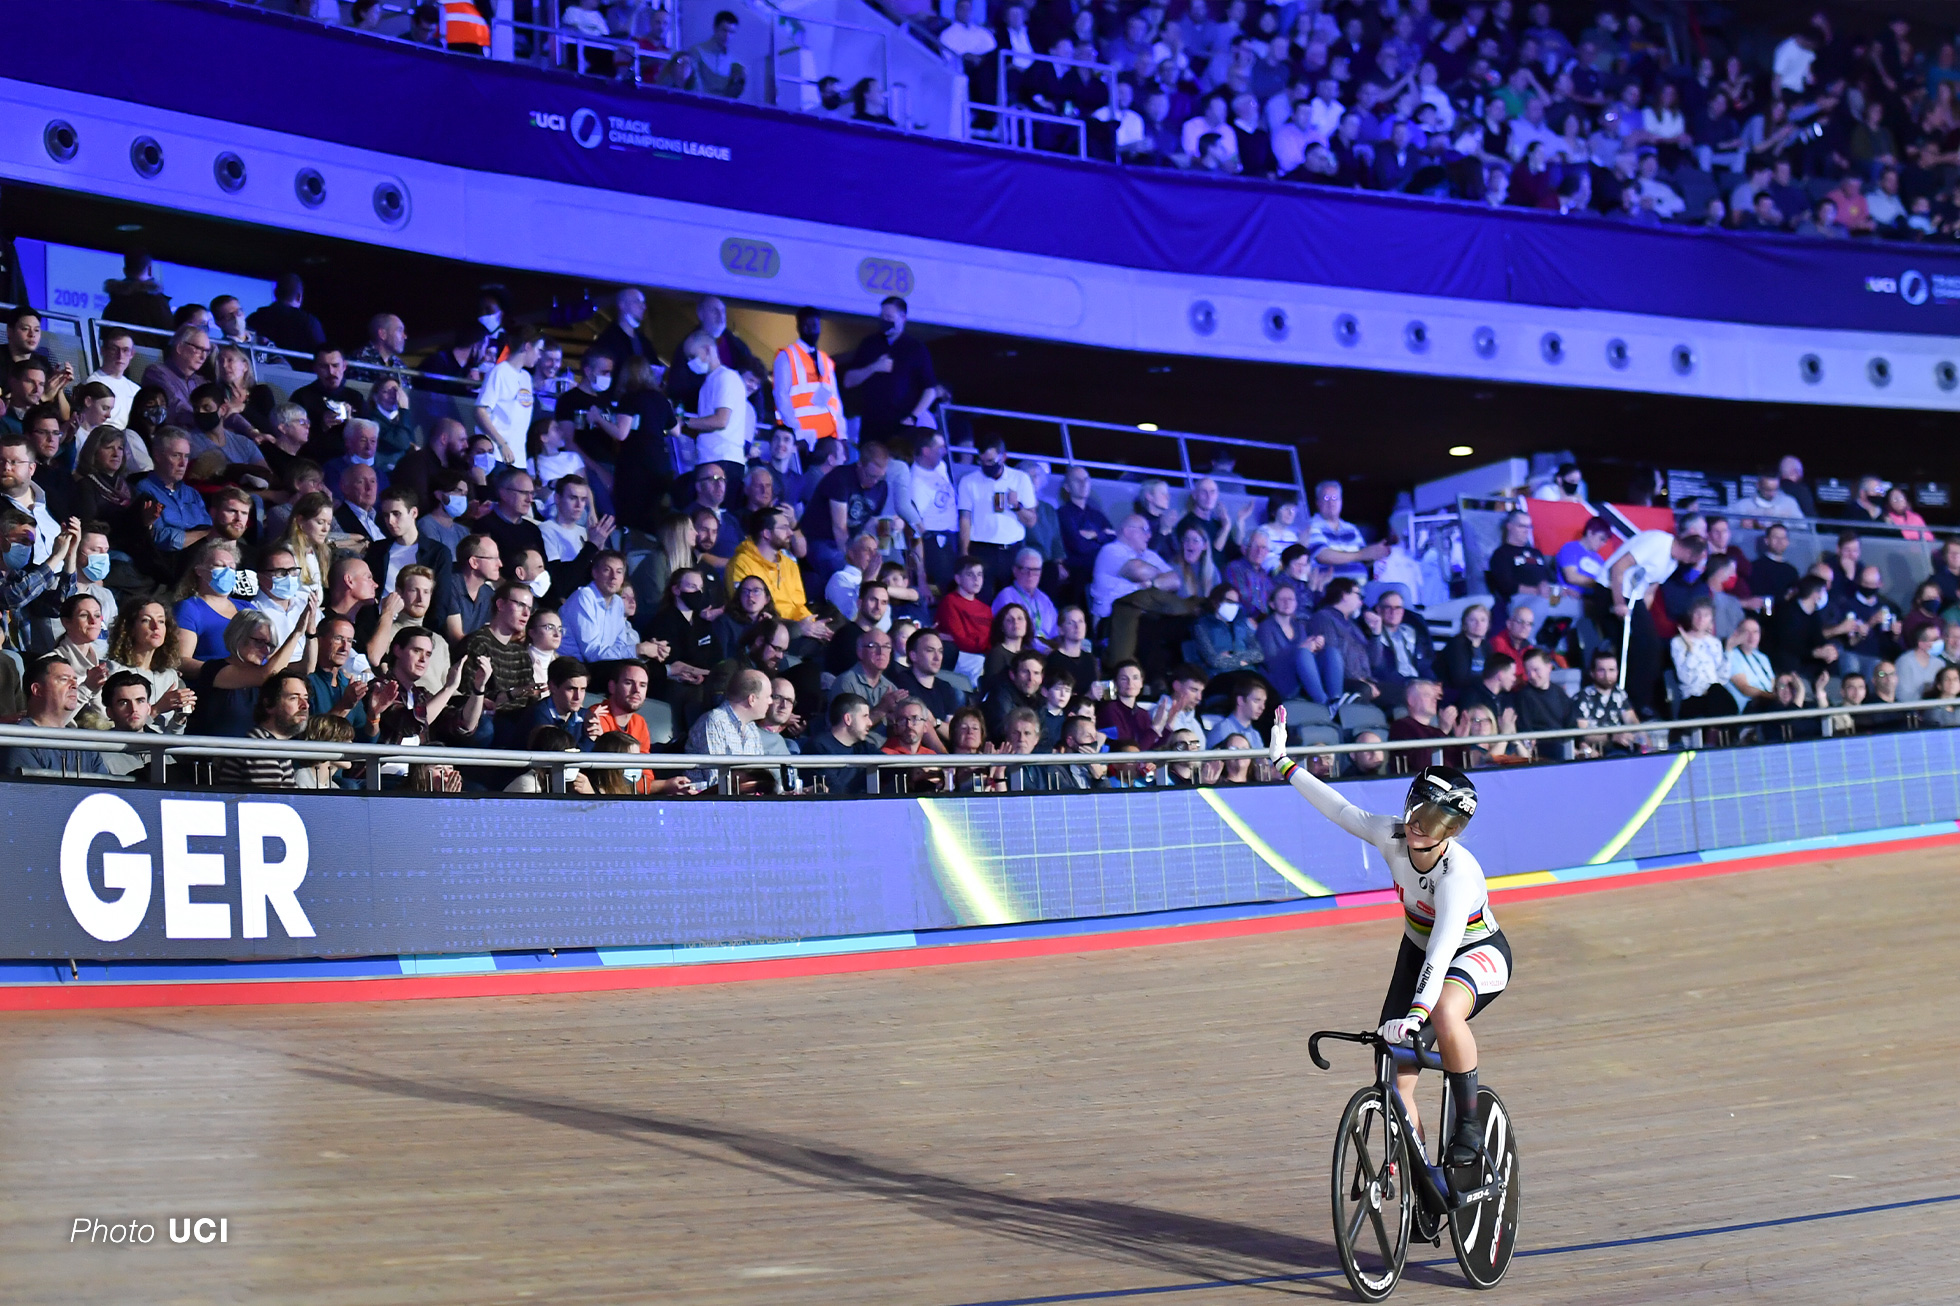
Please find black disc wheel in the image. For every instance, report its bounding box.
[1448,1087,1520,1289]
[1331,1085,1413,1301]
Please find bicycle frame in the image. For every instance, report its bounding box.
[1312,1031,1506,1216]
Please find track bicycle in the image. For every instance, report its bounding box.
[1309,1029,1520,1300]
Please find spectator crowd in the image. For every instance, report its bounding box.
[0,257,1952,795]
[941,0,1960,237]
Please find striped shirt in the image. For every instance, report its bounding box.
[214,726,297,789]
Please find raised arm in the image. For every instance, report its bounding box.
[1265,707,1398,848]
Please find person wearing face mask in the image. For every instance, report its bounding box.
[57,523,119,640]
[556,350,629,470]
[590,287,656,367]
[1529,460,1589,505]
[512,548,555,604]
[772,306,844,450]
[677,330,755,486]
[666,294,760,416]
[841,295,939,445]
[365,485,454,613]
[395,466,460,556]
[182,382,269,473]
[245,274,327,354]
[252,543,313,668]
[643,566,721,708]
[1192,583,1264,676]
[473,325,545,468]
[957,432,1038,590]
[322,419,390,501]
[390,418,470,520]
[171,537,246,673]
[472,287,511,363]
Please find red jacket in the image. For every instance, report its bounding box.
[936,591,994,656]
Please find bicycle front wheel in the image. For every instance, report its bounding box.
[1331,1084,1413,1302]
[1448,1086,1520,1289]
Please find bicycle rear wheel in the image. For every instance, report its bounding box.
[1448,1086,1520,1289]
[1331,1084,1413,1302]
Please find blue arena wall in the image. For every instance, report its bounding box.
[5,730,1958,978]
[10,0,1960,342]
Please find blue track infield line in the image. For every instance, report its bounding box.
[941,1190,1960,1306]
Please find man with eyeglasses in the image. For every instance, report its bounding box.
[1363,586,1435,702]
[683,462,744,570]
[826,626,909,726]
[992,547,1059,642]
[84,326,143,448]
[460,579,543,718]
[479,467,547,576]
[442,533,502,645]
[252,545,313,665]
[140,325,211,428]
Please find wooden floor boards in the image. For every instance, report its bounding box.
[0,847,1954,1305]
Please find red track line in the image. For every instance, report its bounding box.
[1,831,1942,1012]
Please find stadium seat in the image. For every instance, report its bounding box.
[1282,699,1332,728]
[1338,701,1390,739]
[639,700,674,746]
[1292,724,1342,749]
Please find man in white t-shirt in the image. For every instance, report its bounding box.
[85,326,149,471]
[1605,527,1709,716]
[681,329,754,482]
[908,429,959,588]
[1091,513,1185,664]
[473,324,544,466]
[956,432,1037,590]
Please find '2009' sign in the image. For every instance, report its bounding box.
[60,794,316,943]
[857,257,914,297]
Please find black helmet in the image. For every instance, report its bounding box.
[1404,765,1477,840]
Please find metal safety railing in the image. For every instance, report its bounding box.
[186,0,940,134]
[0,696,1942,796]
[941,403,1307,499]
[968,45,1121,160]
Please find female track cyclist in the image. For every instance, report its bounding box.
[1266,707,1513,1170]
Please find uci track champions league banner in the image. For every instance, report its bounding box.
[15,0,1960,339]
[6,728,1960,962]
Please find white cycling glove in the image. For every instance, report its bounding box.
[1378,1016,1424,1047]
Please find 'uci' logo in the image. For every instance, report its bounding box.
[570,107,604,150]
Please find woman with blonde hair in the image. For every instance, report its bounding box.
[275,490,336,604]
[632,510,698,613]
[172,537,244,672]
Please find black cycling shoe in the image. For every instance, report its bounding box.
[1446,1118,1486,1171]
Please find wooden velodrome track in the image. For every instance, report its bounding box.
[1,845,1955,1305]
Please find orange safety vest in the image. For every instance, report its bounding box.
[778,340,842,442]
[442,0,491,48]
